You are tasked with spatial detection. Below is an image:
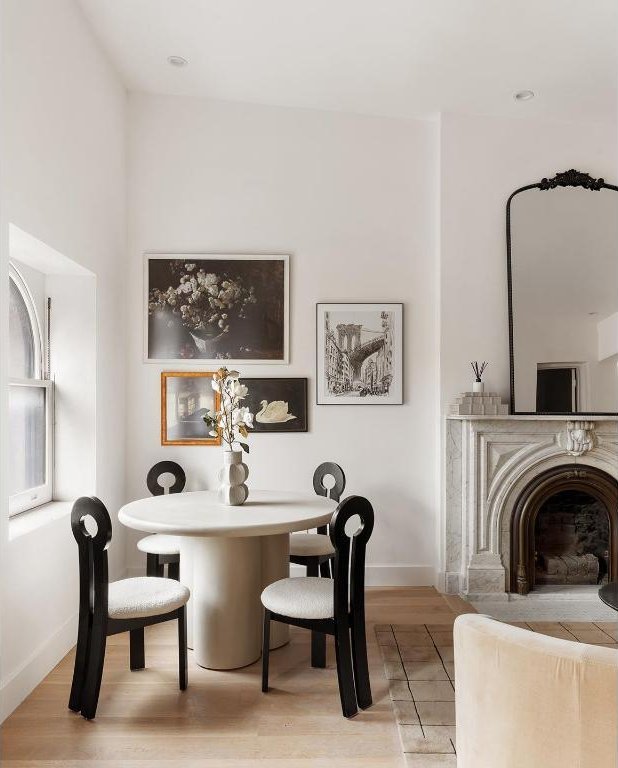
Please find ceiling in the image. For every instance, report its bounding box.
[78,0,618,123]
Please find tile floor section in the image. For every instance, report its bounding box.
[376,620,618,767]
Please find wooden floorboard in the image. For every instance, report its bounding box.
[0,587,469,767]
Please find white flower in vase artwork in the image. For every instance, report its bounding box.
[202,368,254,506]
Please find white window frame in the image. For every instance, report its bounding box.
[8,264,54,516]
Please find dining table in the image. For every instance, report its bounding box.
[118,489,335,670]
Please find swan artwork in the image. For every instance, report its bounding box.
[256,399,297,424]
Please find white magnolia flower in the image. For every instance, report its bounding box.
[232,381,248,399]
[232,406,253,428]
[226,370,240,379]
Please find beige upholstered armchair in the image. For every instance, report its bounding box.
[454,614,618,768]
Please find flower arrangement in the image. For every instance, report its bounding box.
[148,262,257,339]
[203,368,254,453]
[470,361,488,383]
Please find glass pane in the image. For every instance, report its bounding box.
[9,385,46,495]
[9,277,36,379]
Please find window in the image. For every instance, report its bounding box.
[9,265,53,515]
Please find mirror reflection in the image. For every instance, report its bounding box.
[509,174,618,414]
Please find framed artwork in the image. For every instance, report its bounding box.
[161,371,222,446]
[316,303,403,405]
[243,378,308,432]
[145,253,289,363]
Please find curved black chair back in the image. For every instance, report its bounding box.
[71,496,112,618]
[147,461,186,496]
[313,462,345,502]
[329,496,374,619]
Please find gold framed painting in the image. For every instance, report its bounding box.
[161,371,222,446]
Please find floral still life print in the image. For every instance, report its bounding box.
[146,254,289,363]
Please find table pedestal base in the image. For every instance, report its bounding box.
[181,533,290,669]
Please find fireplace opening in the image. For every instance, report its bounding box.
[510,465,618,595]
[534,490,609,587]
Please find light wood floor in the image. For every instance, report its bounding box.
[0,587,474,767]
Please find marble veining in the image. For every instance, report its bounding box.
[442,415,618,598]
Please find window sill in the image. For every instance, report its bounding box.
[9,500,73,541]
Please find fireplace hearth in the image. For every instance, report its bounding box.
[510,465,617,595]
[535,491,609,586]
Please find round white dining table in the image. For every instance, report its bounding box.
[118,490,335,670]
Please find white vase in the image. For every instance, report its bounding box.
[473,380,484,394]
[219,450,249,506]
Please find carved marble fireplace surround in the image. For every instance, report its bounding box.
[443,415,618,599]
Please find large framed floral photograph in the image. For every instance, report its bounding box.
[145,254,289,363]
[161,371,222,446]
[316,302,403,405]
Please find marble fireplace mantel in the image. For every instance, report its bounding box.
[441,414,618,599]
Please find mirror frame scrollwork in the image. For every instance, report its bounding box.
[506,169,618,415]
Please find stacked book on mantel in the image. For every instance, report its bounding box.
[450,391,509,416]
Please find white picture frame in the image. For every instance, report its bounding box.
[316,302,403,405]
[144,253,289,364]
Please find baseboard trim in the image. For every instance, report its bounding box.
[0,611,78,723]
[291,563,436,586]
[132,562,436,587]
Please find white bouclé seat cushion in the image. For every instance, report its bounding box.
[137,534,181,556]
[290,532,335,557]
[108,577,190,620]
[261,577,334,619]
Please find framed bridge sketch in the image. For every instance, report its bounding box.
[316,303,403,405]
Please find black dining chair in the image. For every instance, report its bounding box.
[261,495,374,718]
[69,496,189,720]
[137,461,186,579]
[289,462,345,578]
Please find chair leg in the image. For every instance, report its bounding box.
[350,609,372,709]
[130,628,145,671]
[262,610,271,693]
[146,553,161,576]
[306,558,319,578]
[311,629,326,668]
[68,609,91,712]
[168,560,180,580]
[334,620,357,718]
[319,558,332,578]
[178,606,188,690]
[80,620,107,720]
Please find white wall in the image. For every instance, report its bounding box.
[515,312,617,412]
[598,312,618,360]
[126,94,440,585]
[0,0,126,719]
[436,112,617,586]
[439,112,617,409]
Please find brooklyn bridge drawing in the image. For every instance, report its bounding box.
[323,309,394,397]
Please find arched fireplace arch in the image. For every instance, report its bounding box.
[510,464,618,595]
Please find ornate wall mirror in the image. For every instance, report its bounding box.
[507,169,618,415]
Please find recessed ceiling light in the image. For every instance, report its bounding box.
[167,55,188,68]
[514,90,535,102]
